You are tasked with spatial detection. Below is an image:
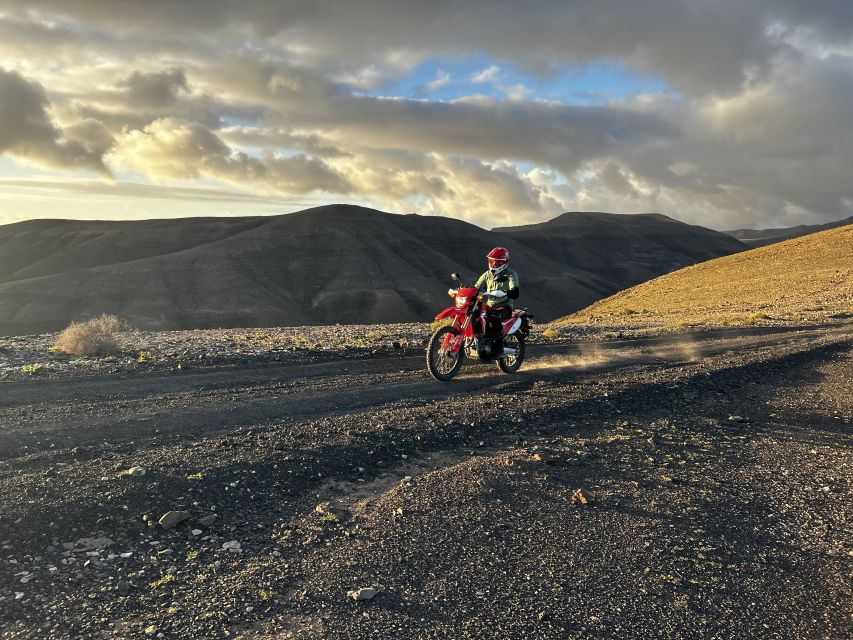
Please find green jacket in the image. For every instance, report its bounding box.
[475,267,520,309]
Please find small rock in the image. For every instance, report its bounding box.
[158,511,191,530]
[191,529,202,536]
[125,467,146,477]
[727,415,748,423]
[571,489,589,505]
[222,540,242,553]
[73,536,114,552]
[197,514,217,527]
[144,625,157,636]
[348,586,379,601]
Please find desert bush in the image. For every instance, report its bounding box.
[430,318,453,332]
[53,314,129,357]
[542,328,561,340]
[751,311,771,321]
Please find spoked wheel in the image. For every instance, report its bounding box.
[497,333,525,374]
[426,325,465,381]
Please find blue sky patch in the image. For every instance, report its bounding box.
[358,54,669,105]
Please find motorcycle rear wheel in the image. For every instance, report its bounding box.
[427,325,464,381]
[497,333,525,374]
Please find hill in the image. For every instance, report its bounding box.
[495,211,746,287]
[726,215,853,247]
[0,205,747,335]
[557,225,853,328]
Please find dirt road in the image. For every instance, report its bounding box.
[1,323,851,638]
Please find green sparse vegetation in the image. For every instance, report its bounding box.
[53,314,130,357]
[259,589,276,601]
[186,550,200,562]
[20,363,44,375]
[186,472,205,481]
[148,573,176,589]
[137,351,156,362]
[319,511,339,523]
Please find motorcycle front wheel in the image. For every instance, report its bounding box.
[426,325,465,381]
[497,333,525,374]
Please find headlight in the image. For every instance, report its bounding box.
[456,296,467,305]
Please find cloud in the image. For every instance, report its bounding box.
[419,70,451,94]
[1,2,853,228]
[109,117,351,195]
[121,69,190,108]
[471,65,501,84]
[0,68,111,175]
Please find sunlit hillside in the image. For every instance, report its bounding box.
[558,225,853,328]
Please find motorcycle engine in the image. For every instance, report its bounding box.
[475,336,493,361]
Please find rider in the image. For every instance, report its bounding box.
[476,247,520,354]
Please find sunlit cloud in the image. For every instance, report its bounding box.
[0,0,852,228]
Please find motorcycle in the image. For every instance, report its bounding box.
[426,272,533,381]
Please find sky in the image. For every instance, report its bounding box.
[1,1,852,231]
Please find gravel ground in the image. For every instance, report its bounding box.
[0,321,850,639]
[0,323,604,382]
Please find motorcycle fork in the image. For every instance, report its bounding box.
[450,315,472,352]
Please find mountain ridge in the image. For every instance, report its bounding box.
[0,204,748,334]
[725,215,853,247]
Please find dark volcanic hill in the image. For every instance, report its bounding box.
[0,205,748,334]
[726,215,853,247]
[494,211,747,288]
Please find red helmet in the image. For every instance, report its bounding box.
[487,247,509,274]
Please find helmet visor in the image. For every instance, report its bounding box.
[488,258,507,269]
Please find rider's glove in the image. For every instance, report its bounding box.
[486,290,506,298]
[448,288,458,297]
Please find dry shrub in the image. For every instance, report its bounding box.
[430,318,453,332]
[542,327,561,340]
[53,314,129,357]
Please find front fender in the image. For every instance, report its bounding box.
[435,307,465,321]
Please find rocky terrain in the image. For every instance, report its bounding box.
[0,319,850,638]
[0,205,747,335]
[560,224,852,329]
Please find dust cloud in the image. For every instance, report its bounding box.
[526,335,704,372]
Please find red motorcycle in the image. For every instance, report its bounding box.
[426,272,533,381]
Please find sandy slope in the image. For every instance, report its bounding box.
[559,224,852,328]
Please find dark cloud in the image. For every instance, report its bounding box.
[0,68,111,175]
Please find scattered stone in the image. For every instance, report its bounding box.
[158,511,192,530]
[348,586,379,601]
[197,514,218,527]
[73,537,114,552]
[191,529,202,536]
[125,466,146,477]
[727,415,748,423]
[144,625,157,636]
[571,489,589,505]
[531,452,557,464]
[222,540,242,553]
